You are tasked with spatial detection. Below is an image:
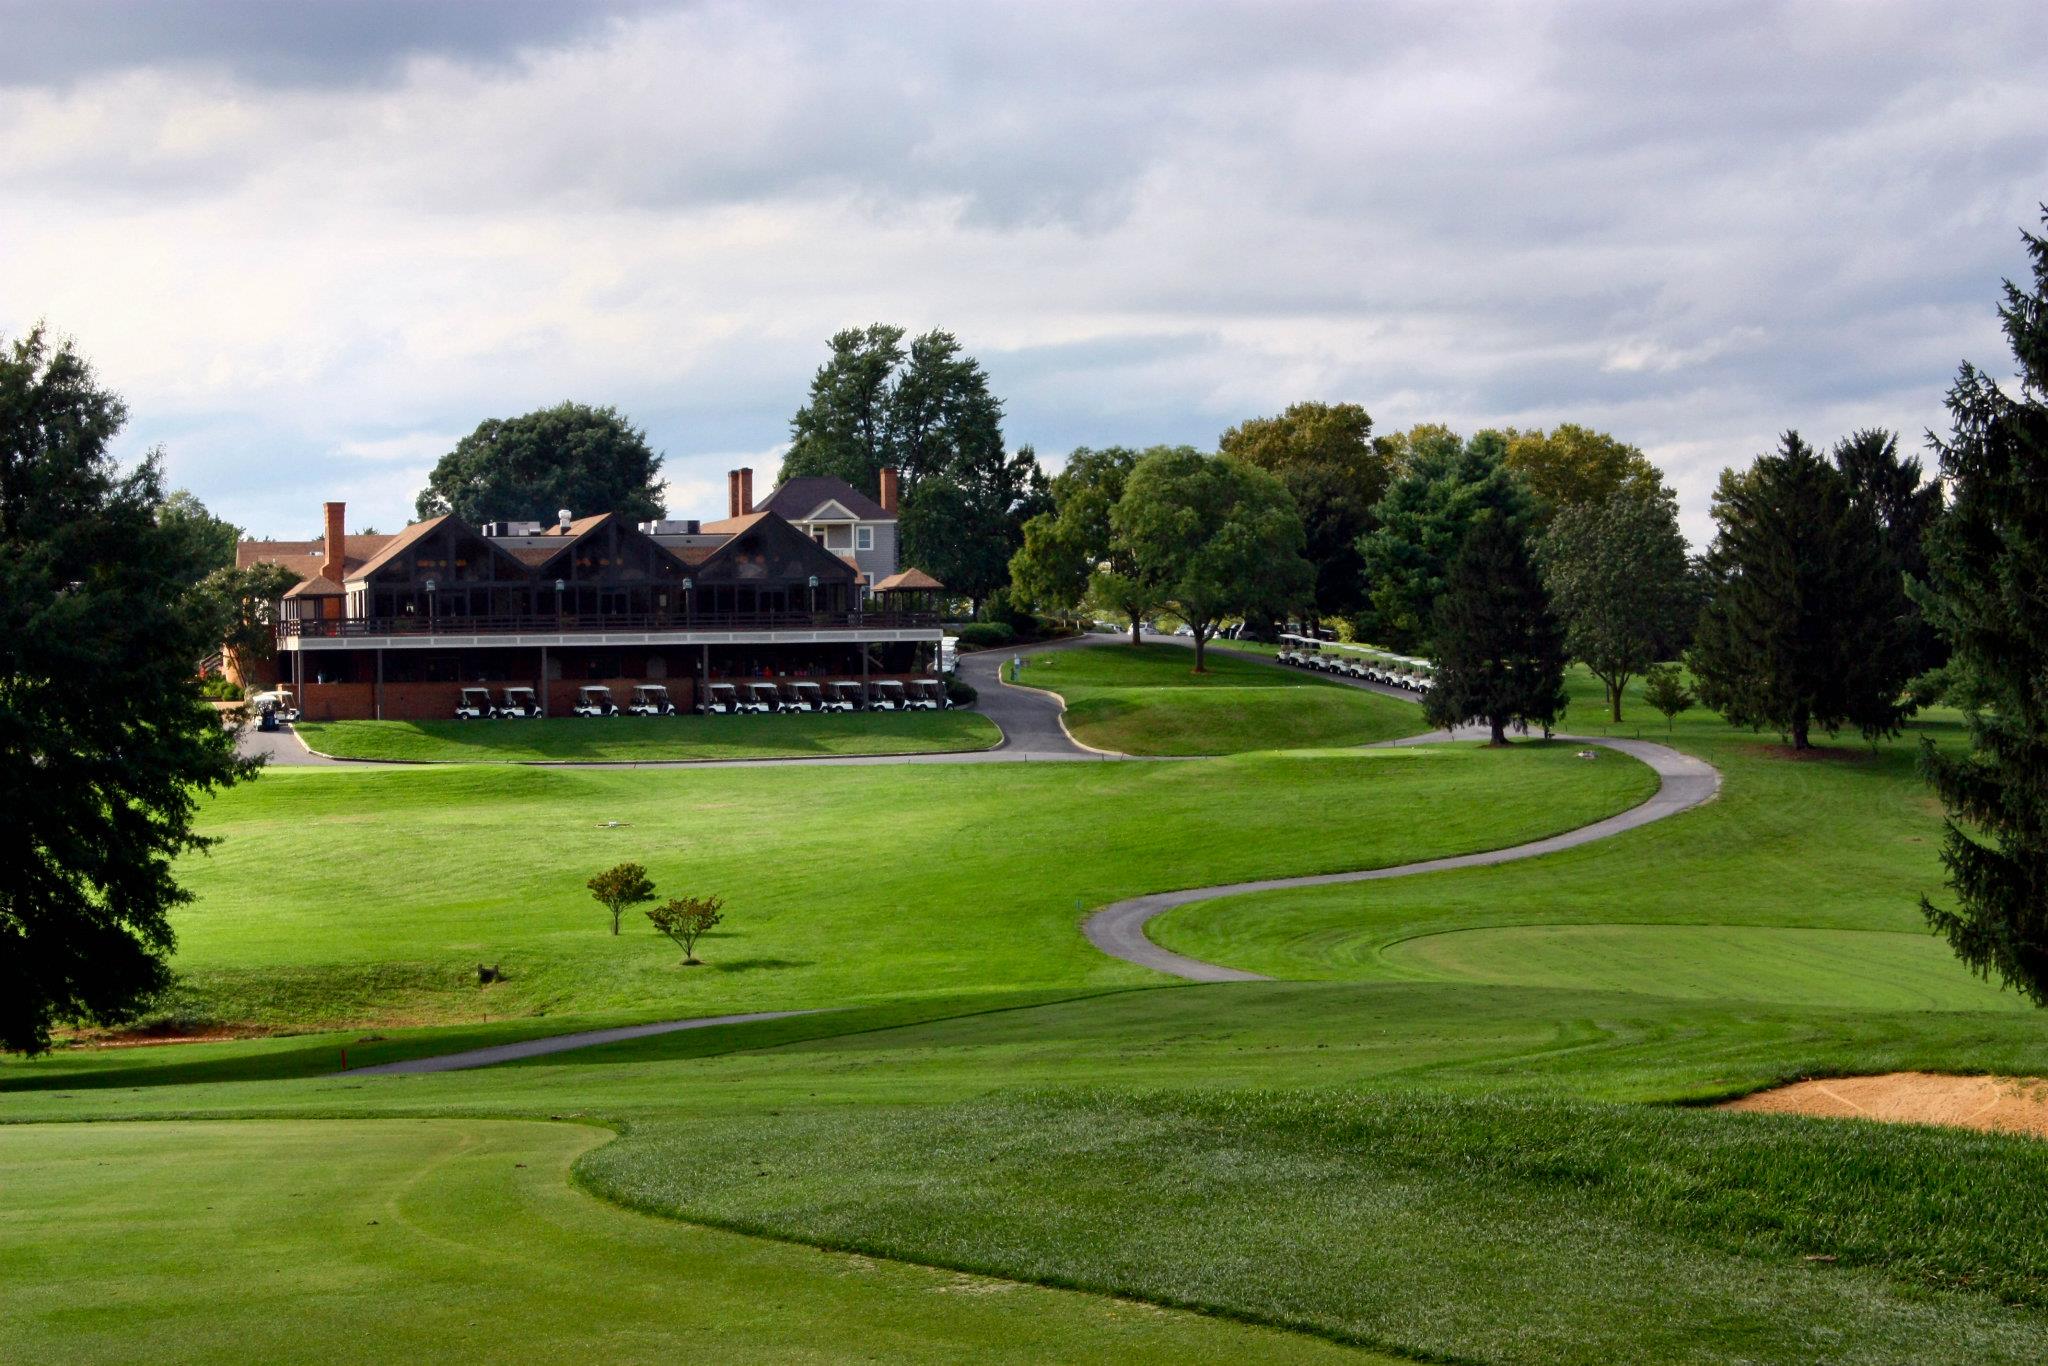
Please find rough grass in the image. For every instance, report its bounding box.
[582,1087,2048,1364]
[1021,641,1417,754]
[296,709,1001,762]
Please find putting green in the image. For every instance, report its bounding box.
[0,1120,1372,1364]
[1380,923,2026,1010]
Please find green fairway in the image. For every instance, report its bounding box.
[0,1119,1370,1365]
[1020,641,1417,754]
[295,709,1000,762]
[150,741,1652,1031]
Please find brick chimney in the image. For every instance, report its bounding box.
[739,467,754,515]
[878,466,899,514]
[727,470,740,518]
[321,501,346,582]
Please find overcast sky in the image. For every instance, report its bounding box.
[3,0,2043,544]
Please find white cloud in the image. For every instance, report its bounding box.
[0,0,2043,548]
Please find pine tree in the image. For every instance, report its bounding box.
[1424,513,1568,745]
[1688,432,1913,750]
[1919,214,2048,1003]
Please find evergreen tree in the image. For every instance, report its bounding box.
[1357,430,1535,652]
[1832,427,1946,675]
[1689,432,1913,750]
[1919,214,2048,1003]
[1424,512,1568,745]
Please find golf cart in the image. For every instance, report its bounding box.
[781,681,825,713]
[823,681,864,712]
[572,685,618,718]
[249,688,301,723]
[454,687,495,720]
[497,686,543,719]
[908,679,950,711]
[866,679,908,712]
[742,682,783,714]
[627,684,677,716]
[700,682,742,715]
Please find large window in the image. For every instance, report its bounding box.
[856,525,873,551]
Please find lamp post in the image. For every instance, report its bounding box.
[681,576,694,627]
[807,574,818,617]
[424,577,437,632]
[554,578,565,624]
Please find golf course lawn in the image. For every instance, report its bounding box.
[295,709,1001,762]
[1019,641,1417,754]
[141,740,1652,1032]
[9,658,2048,1365]
[0,1118,1371,1366]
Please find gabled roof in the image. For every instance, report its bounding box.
[347,515,454,581]
[521,512,691,578]
[755,475,891,522]
[282,573,344,599]
[237,533,391,578]
[689,510,859,585]
[874,567,945,591]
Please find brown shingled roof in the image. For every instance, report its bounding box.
[237,533,390,577]
[874,567,944,591]
[282,573,345,599]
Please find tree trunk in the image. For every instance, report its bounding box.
[1792,713,1811,750]
[1490,716,1508,746]
[1193,628,1207,673]
[1609,678,1623,724]
[1131,618,1142,647]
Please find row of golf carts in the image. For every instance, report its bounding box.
[453,678,953,720]
[1277,634,1436,692]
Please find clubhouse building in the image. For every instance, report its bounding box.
[234,467,947,720]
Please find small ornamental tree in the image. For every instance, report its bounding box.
[1918,213,2048,1004]
[647,895,725,965]
[1642,664,1696,734]
[587,862,655,936]
[1424,513,1569,745]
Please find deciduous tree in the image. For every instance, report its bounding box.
[587,862,655,937]
[1423,513,1568,745]
[1688,432,1913,750]
[1009,446,1159,644]
[416,403,664,523]
[1113,448,1312,671]
[158,488,240,579]
[1502,423,1662,519]
[1218,402,1392,625]
[1918,215,2048,1003]
[647,895,725,965]
[1,327,257,1054]
[1540,482,1694,722]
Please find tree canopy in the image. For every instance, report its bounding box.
[1009,445,1158,643]
[1688,432,1914,750]
[1918,214,2048,1003]
[1540,481,1694,722]
[1218,401,1393,624]
[415,402,665,524]
[1112,448,1312,671]
[1501,423,1663,519]
[157,488,241,580]
[898,446,1047,617]
[1833,427,1947,677]
[1356,429,1536,652]
[1423,512,1569,744]
[1,328,257,1054]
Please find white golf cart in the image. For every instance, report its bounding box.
[742,682,783,714]
[866,679,908,712]
[700,682,742,715]
[627,684,677,716]
[453,687,495,720]
[249,688,302,723]
[497,686,543,719]
[908,679,950,711]
[781,681,825,713]
[572,685,618,718]
[823,681,864,712]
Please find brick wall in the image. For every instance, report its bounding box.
[296,678,704,721]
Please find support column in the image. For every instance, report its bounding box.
[375,648,384,721]
[700,644,710,711]
[540,645,549,717]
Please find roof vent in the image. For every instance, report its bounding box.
[557,508,573,529]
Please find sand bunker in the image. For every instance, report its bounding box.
[1722,1071,2048,1139]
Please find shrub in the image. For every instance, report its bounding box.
[956,622,1016,649]
[198,675,243,701]
[944,676,978,707]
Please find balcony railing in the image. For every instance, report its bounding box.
[278,609,941,641]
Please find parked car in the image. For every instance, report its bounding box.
[453,687,495,720]
[572,685,619,717]
[627,684,677,716]
[497,686,543,719]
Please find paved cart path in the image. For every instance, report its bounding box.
[348,1010,820,1075]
